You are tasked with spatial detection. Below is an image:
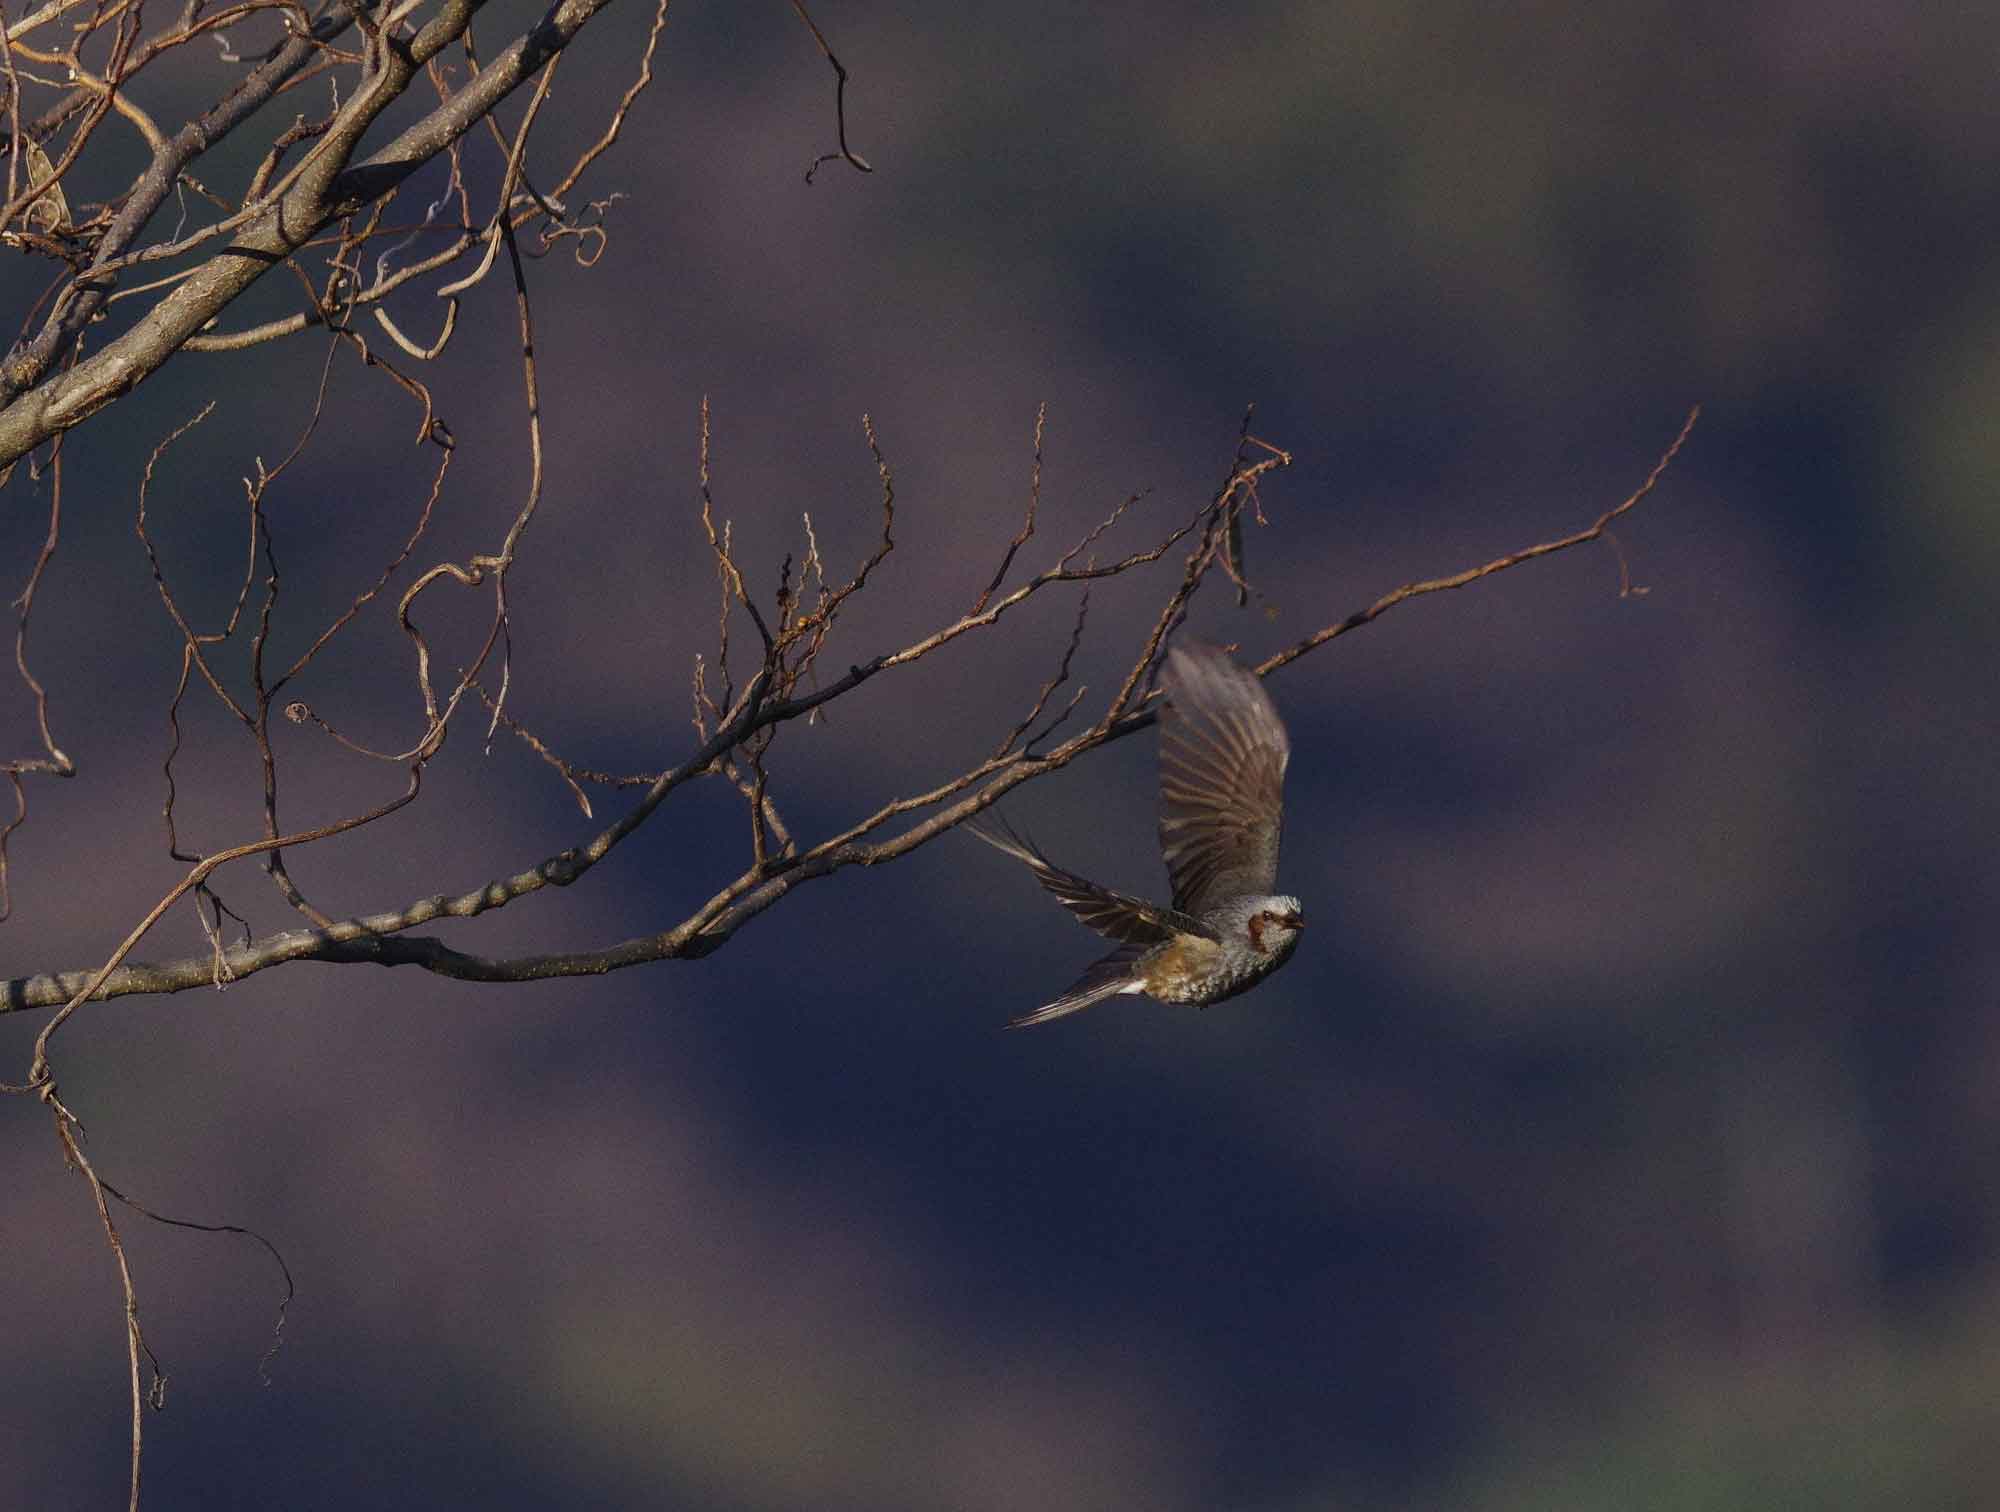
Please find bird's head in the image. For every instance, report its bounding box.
[1240,895,1305,960]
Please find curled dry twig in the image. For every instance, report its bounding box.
[1,432,75,922]
[791,0,873,183]
[0,0,638,469]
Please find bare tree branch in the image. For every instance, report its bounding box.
[0,0,620,467]
[792,0,872,183]
[2,406,1701,1016]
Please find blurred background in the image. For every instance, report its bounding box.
[4,1,1999,1507]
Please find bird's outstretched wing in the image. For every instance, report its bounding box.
[1156,643,1290,914]
[965,815,1210,943]
[1007,944,1147,1029]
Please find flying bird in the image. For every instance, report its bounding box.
[969,642,1304,1028]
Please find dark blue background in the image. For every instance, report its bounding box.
[5,3,1997,1507]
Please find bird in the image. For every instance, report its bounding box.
[969,642,1304,1028]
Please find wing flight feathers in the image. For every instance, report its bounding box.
[1156,644,1290,914]
[966,816,1208,943]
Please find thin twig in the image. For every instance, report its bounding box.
[972,402,1045,614]
[792,0,872,182]
[1260,405,1700,675]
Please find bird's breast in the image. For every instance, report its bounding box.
[1135,934,1219,1003]
[1138,932,1272,1005]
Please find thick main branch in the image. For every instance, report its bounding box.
[0,0,619,468]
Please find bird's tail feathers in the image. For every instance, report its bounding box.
[963,812,1049,871]
[1007,946,1145,1030]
